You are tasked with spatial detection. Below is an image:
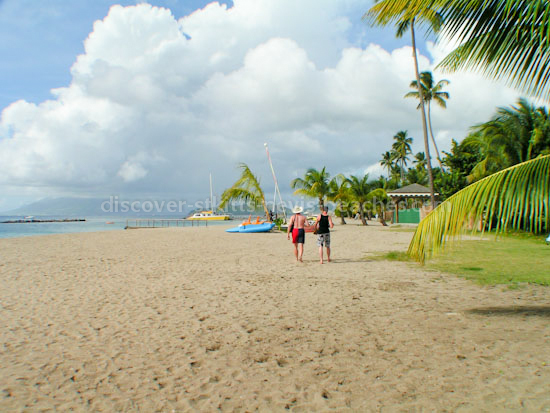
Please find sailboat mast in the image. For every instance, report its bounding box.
[264,143,287,223]
[209,173,214,211]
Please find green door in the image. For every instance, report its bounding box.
[398,208,420,224]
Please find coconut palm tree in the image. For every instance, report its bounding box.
[408,155,550,263]
[366,1,443,207]
[405,71,449,170]
[291,167,331,211]
[392,131,413,184]
[414,151,427,170]
[466,99,550,182]
[328,174,351,225]
[367,187,390,226]
[346,174,371,226]
[219,163,270,220]
[380,151,395,178]
[368,0,550,254]
[372,0,550,102]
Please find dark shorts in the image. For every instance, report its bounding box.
[292,228,305,244]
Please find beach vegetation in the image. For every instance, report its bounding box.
[427,234,550,286]
[392,130,413,184]
[328,174,352,225]
[405,71,450,171]
[345,174,372,225]
[219,163,271,221]
[368,250,412,261]
[407,155,550,263]
[365,0,550,102]
[291,167,331,211]
[365,0,443,207]
[370,232,550,286]
[366,1,550,260]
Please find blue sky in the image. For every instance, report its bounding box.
[0,0,234,108]
[0,0,519,212]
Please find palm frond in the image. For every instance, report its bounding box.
[219,163,268,218]
[433,0,550,101]
[408,154,550,263]
[219,187,263,209]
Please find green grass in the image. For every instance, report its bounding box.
[427,233,550,286]
[371,231,550,287]
[368,251,412,261]
[388,225,417,233]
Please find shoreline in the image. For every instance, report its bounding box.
[1,218,87,224]
[1,223,549,411]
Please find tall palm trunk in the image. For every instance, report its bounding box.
[411,20,436,207]
[338,201,346,225]
[426,102,445,171]
[359,204,368,225]
[319,198,324,212]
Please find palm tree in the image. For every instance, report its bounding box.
[414,151,426,170]
[405,71,449,170]
[219,163,270,220]
[370,1,550,254]
[380,151,395,178]
[467,99,550,182]
[291,167,331,211]
[408,155,550,263]
[367,187,390,226]
[346,174,371,225]
[328,174,351,225]
[366,1,443,207]
[392,131,413,184]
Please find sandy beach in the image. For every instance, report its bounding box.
[1,221,549,411]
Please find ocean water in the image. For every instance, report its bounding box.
[0,216,235,239]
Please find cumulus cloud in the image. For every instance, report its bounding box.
[0,0,521,207]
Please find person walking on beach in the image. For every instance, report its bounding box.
[315,206,334,264]
[287,206,308,262]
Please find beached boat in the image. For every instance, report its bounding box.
[226,222,275,233]
[187,210,231,221]
[226,216,275,233]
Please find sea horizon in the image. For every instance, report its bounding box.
[0,215,239,239]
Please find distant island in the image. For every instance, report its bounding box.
[1,218,86,224]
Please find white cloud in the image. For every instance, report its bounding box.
[0,0,522,207]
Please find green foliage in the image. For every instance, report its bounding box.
[273,217,284,230]
[220,163,270,220]
[291,167,331,210]
[328,174,351,224]
[367,0,550,101]
[368,250,412,261]
[408,155,550,263]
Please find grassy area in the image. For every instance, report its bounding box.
[368,251,412,262]
[387,225,417,233]
[371,232,550,287]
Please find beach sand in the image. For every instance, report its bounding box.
[1,222,549,411]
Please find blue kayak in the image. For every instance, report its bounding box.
[546,233,550,243]
[226,222,275,233]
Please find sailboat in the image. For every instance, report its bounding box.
[187,174,231,221]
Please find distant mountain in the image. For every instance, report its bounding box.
[3,197,184,217]
[3,197,107,217]
[3,197,294,218]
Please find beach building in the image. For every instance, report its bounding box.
[387,183,438,224]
